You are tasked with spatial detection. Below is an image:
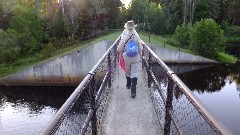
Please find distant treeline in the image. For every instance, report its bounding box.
[0,0,239,66]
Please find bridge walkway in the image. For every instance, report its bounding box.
[99,66,162,135]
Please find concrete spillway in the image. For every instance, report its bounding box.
[0,41,113,86]
[0,41,217,86]
[147,43,217,64]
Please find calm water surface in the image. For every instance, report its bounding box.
[0,86,74,135]
[177,63,240,135]
[1,63,240,135]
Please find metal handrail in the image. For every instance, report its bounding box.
[142,41,233,135]
[40,36,121,135]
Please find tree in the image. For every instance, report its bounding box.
[0,0,12,29]
[130,0,148,29]
[173,23,192,48]
[159,0,183,33]
[195,0,220,22]
[228,0,240,25]
[119,6,131,27]
[9,2,45,55]
[190,19,225,59]
[0,29,20,62]
[148,2,166,34]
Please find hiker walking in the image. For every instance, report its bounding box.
[117,20,143,98]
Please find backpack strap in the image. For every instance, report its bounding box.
[124,33,135,45]
[123,33,135,51]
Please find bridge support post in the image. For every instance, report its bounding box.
[142,46,144,70]
[114,45,117,71]
[148,51,152,88]
[90,77,97,135]
[108,53,112,87]
[149,32,150,43]
[164,79,174,135]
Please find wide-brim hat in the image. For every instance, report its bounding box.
[124,20,137,30]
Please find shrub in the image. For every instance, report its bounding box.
[190,19,225,59]
[0,29,20,63]
[173,23,192,48]
[41,42,55,58]
[217,52,237,63]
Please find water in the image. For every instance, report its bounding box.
[177,63,240,135]
[1,63,239,134]
[0,86,75,135]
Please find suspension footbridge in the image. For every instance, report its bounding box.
[40,36,232,135]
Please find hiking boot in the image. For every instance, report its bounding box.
[131,78,137,98]
[126,76,131,89]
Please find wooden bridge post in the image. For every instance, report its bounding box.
[164,79,174,135]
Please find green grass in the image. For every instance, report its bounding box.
[138,31,194,54]
[217,52,238,64]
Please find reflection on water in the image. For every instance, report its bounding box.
[178,63,240,135]
[0,86,75,135]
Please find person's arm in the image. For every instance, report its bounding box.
[134,31,143,55]
[117,36,125,53]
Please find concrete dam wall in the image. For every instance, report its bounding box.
[0,41,113,86]
[0,41,217,86]
[147,43,217,63]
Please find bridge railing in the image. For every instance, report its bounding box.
[40,34,232,135]
[40,36,120,135]
[141,41,232,135]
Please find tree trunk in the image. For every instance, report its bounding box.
[183,0,187,23]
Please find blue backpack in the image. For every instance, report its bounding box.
[126,34,139,57]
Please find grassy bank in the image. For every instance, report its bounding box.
[138,32,193,54]
[0,31,122,77]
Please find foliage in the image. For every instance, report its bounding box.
[129,0,166,34]
[195,0,220,21]
[1,0,240,75]
[41,42,55,58]
[190,19,225,59]
[224,25,240,44]
[225,25,240,36]
[9,4,45,55]
[173,23,192,48]
[226,36,240,44]
[227,0,240,25]
[159,0,183,33]
[217,52,237,63]
[0,0,12,29]
[0,29,20,63]
[148,2,166,34]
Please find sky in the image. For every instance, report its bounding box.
[120,0,131,8]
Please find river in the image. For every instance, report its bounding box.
[0,86,74,135]
[1,63,239,134]
[177,63,240,135]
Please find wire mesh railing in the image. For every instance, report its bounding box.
[141,41,232,135]
[40,36,120,135]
